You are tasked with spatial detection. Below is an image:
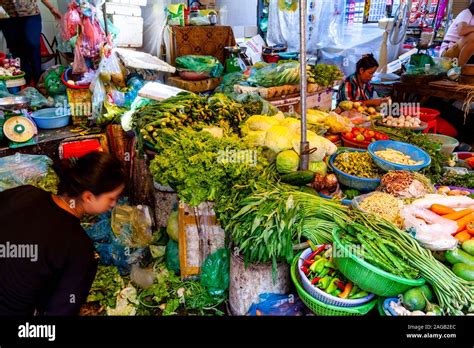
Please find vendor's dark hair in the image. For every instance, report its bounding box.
[54,152,125,197]
[469,1,474,15]
[356,54,379,74]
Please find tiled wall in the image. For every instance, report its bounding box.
[453,0,470,16]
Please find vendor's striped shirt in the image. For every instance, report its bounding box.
[0,0,40,17]
[337,73,375,104]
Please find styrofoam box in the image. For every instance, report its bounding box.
[109,0,147,6]
[106,3,141,16]
[112,15,143,47]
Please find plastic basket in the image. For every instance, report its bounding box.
[297,247,375,307]
[291,255,377,316]
[332,228,425,297]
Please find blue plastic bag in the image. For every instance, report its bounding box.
[248,293,307,316]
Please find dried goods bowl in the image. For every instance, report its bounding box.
[329,148,381,192]
[368,140,431,172]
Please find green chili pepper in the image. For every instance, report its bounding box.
[309,258,326,273]
[326,278,340,294]
[317,276,332,290]
[349,291,369,299]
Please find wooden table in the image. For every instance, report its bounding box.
[375,80,473,103]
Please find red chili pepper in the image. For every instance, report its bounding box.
[300,265,309,275]
[334,280,345,291]
[311,277,321,285]
[304,259,315,266]
[307,244,328,260]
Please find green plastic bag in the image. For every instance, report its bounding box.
[200,248,229,296]
[249,62,300,87]
[165,240,180,275]
[175,55,224,78]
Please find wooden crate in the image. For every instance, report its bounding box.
[167,76,222,93]
[178,201,225,280]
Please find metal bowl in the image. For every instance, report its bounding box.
[0,96,30,111]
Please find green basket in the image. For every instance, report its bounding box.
[291,255,377,316]
[377,298,387,316]
[332,228,425,297]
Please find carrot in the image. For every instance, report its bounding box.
[456,213,474,232]
[430,204,455,215]
[454,230,471,243]
[442,209,473,221]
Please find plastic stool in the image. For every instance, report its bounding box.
[422,119,437,134]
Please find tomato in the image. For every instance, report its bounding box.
[364,130,375,139]
[466,157,474,169]
[353,130,361,136]
[343,132,354,139]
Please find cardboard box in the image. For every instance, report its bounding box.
[296,89,334,114]
[112,15,143,47]
[167,76,222,93]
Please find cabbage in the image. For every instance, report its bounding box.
[245,115,280,131]
[309,161,328,176]
[279,117,301,133]
[276,150,300,174]
[245,130,267,147]
[264,126,294,153]
[307,109,329,124]
[273,111,285,121]
[292,130,337,162]
[166,210,179,242]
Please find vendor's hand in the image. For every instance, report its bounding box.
[50,7,62,20]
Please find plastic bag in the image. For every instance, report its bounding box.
[215,72,248,94]
[189,14,211,26]
[81,17,104,58]
[91,78,106,120]
[0,80,14,98]
[166,4,185,26]
[200,248,229,296]
[111,204,154,248]
[61,4,81,41]
[99,51,126,87]
[249,62,300,87]
[73,35,88,74]
[175,55,224,78]
[44,68,66,96]
[228,92,279,116]
[18,87,49,108]
[165,240,180,275]
[247,293,307,316]
[278,0,298,12]
[400,206,458,251]
[0,154,58,193]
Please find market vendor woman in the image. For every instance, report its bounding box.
[337,54,390,107]
[0,152,125,315]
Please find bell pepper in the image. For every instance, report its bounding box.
[309,258,327,273]
[349,291,369,299]
[338,282,353,299]
[318,267,330,278]
[326,278,341,294]
[317,276,332,290]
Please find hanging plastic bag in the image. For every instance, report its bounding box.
[200,248,229,296]
[247,293,307,316]
[278,0,298,12]
[166,4,185,26]
[61,3,81,41]
[175,55,224,78]
[91,78,106,120]
[99,51,126,87]
[81,17,101,58]
[73,35,88,74]
[0,154,58,193]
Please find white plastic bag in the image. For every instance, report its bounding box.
[401,206,458,251]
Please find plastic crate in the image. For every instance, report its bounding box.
[332,228,425,297]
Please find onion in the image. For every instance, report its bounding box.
[324,174,338,191]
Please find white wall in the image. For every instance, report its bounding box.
[39,0,60,45]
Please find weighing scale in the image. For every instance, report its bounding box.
[224,46,250,73]
[0,96,37,148]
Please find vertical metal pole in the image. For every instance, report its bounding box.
[103,2,109,36]
[299,0,309,171]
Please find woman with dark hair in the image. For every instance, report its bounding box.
[0,152,125,315]
[337,54,390,107]
[441,1,474,67]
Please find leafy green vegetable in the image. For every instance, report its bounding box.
[87,266,123,309]
[439,171,474,189]
[309,64,343,87]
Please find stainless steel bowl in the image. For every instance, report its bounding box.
[0,96,30,111]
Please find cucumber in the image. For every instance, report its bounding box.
[280,170,314,186]
[462,240,474,256]
[452,263,474,281]
[445,248,474,266]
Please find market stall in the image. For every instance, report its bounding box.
[0,0,473,320]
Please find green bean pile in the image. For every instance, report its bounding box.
[333,151,383,178]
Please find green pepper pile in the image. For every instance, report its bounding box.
[300,244,368,299]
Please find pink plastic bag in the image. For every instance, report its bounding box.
[72,36,88,74]
[61,4,81,40]
[81,17,104,58]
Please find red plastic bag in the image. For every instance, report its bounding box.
[72,36,88,74]
[81,17,104,58]
[61,4,81,40]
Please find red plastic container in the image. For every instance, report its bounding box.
[401,107,440,122]
[62,140,103,159]
[0,52,6,63]
[341,135,371,149]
